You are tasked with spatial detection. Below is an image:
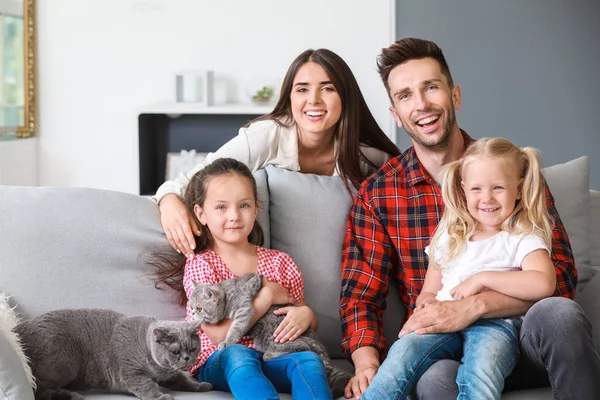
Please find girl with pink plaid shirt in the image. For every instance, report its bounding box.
[153,157,332,400]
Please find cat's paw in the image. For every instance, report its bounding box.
[188,381,213,392]
[156,395,175,400]
[330,372,352,399]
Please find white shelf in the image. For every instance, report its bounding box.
[139,102,274,115]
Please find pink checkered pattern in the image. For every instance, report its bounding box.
[183,246,304,374]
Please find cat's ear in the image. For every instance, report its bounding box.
[203,286,219,300]
[152,327,169,343]
[191,280,201,288]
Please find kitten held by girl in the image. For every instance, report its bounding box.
[153,157,336,400]
[363,138,557,400]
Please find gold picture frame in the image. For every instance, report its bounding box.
[16,0,36,138]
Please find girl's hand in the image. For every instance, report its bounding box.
[159,194,201,258]
[272,305,314,343]
[262,279,295,305]
[414,297,438,312]
[450,274,486,300]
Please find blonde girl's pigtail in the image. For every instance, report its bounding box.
[519,147,554,248]
[431,159,473,265]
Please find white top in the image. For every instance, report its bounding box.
[425,231,550,301]
[153,119,392,202]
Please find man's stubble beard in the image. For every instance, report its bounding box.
[403,105,457,152]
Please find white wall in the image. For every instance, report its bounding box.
[37,0,395,193]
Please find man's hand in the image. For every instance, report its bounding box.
[450,273,486,300]
[345,347,380,399]
[344,364,378,399]
[399,298,481,337]
[159,194,201,258]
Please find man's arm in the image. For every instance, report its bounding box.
[340,188,396,399]
[340,190,396,359]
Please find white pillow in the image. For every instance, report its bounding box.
[542,156,591,281]
[590,190,600,267]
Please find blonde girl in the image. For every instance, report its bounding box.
[363,138,556,400]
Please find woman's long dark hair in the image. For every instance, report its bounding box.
[152,158,264,306]
[250,48,400,193]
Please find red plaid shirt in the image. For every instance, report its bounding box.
[340,131,577,360]
[184,246,304,373]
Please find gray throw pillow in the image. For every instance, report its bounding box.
[266,166,352,358]
[266,166,405,358]
[542,156,591,281]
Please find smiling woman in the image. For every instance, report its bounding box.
[152,47,400,257]
[0,0,35,139]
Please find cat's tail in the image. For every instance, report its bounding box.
[0,293,37,390]
[306,338,351,399]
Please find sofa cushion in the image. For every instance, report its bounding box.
[590,190,600,267]
[575,270,600,350]
[0,187,185,320]
[266,166,405,359]
[542,156,591,282]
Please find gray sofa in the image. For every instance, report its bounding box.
[1,157,599,400]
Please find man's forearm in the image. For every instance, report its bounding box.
[475,289,534,319]
[351,346,380,369]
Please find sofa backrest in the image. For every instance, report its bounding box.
[0,186,185,320]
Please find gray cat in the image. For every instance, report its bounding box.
[189,273,351,398]
[14,308,212,400]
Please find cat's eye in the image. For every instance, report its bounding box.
[190,347,197,352]
[171,350,180,355]
[196,307,203,313]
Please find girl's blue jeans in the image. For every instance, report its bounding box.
[197,344,333,400]
[362,318,521,400]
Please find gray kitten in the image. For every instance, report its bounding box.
[189,273,351,398]
[14,309,212,400]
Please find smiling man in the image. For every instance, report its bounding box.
[339,37,600,400]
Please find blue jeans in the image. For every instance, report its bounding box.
[413,297,600,400]
[363,318,521,400]
[197,344,333,400]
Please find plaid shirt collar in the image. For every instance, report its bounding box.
[402,129,474,188]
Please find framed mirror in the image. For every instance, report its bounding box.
[0,0,35,138]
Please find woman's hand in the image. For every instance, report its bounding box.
[158,194,201,258]
[272,305,314,343]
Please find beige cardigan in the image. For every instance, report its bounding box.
[153,119,391,203]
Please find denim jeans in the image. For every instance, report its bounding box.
[197,344,333,400]
[363,318,520,400]
[413,297,600,400]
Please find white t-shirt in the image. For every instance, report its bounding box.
[425,231,550,301]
